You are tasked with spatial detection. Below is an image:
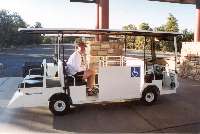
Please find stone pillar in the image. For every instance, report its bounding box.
[99,0,109,29]
[98,0,109,41]
[86,41,124,70]
[195,9,200,42]
[95,0,100,41]
[195,0,200,42]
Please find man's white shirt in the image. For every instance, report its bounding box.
[67,51,86,75]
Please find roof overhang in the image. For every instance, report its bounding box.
[70,0,96,3]
[149,0,196,4]
[18,28,181,38]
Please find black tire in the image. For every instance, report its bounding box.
[49,98,70,116]
[141,89,158,105]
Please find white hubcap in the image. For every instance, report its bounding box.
[54,100,66,112]
[145,92,155,102]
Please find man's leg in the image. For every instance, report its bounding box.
[83,69,95,90]
[87,71,95,89]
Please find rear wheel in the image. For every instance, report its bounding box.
[142,89,158,105]
[49,98,70,116]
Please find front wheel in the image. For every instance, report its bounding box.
[141,89,158,105]
[49,98,70,116]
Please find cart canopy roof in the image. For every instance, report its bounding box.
[18,28,181,37]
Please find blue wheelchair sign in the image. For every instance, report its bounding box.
[131,67,140,77]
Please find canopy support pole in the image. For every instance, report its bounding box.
[124,34,127,57]
[144,36,147,73]
[62,33,64,62]
[57,34,60,61]
[174,36,178,72]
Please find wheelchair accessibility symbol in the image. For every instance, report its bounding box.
[131,67,140,77]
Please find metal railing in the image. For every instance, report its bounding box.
[89,56,125,67]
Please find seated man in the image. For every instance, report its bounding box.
[67,42,96,95]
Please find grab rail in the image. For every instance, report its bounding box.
[89,56,125,67]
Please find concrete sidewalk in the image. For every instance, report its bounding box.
[0,77,23,107]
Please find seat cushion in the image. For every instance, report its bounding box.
[20,79,43,88]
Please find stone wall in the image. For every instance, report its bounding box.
[86,41,123,56]
[85,41,124,71]
[179,42,200,80]
[181,42,200,57]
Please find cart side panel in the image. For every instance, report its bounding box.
[70,86,87,104]
[99,66,144,101]
[7,87,63,108]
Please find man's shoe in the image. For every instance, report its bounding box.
[92,86,99,94]
[87,90,94,96]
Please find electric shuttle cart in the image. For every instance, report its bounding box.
[8,28,181,115]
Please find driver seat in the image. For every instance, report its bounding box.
[63,62,86,86]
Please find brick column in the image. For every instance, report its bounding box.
[95,0,100,41]
[99,0,109,41]
[86,41,124,70]
[195,9,200,42]
[195,1,200,42]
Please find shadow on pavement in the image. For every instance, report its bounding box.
[0,107,58,133]
[53,101,156,133]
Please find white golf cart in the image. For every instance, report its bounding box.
[8,28,181,116]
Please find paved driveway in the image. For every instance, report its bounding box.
[0,78,200,133]
[0,46,200,133]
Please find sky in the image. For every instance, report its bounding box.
[0,0,196,31]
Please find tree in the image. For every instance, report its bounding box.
[155,25,165,32]
[122,24,137,49]
[165,13,179,32]
[135,22,152,50]
[174,29,194,52]
[158,13,179,52]
[31,22,43,45]
[34,22,42,28]
[43,36,53,44]
[63,36,77,43]
[0,10,27,48]
[0,10,43,48]
[139,22,151,30]
[123,24,137,31]
[182,29,194,42]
